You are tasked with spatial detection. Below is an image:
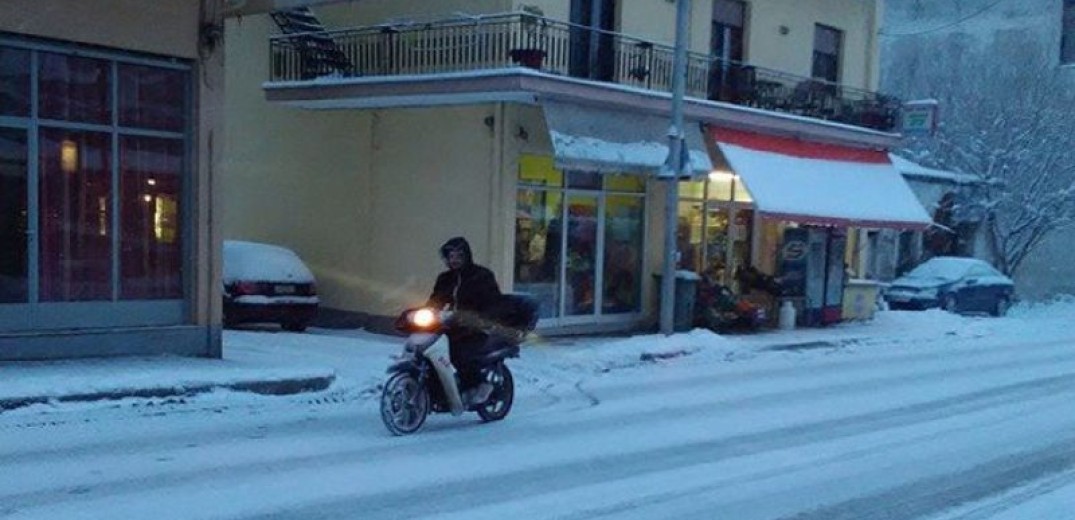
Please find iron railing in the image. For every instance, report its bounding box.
[268,12,900,132]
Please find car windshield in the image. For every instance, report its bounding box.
[905,258,976,282]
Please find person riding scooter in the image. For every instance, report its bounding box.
[426,237,503,406]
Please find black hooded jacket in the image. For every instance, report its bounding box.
[427,237,502,325]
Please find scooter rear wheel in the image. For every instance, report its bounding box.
[380,372,430,435]
[477,363,514,422]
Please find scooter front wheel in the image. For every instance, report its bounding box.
[476,363,514,422]
[380,372,430,435]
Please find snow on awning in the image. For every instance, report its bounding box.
[712,128,933,230]
[542,101,712,177]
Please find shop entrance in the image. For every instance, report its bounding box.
[677,174,754,290]
[514,157,645,327]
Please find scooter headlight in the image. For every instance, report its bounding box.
[411,308,438,329]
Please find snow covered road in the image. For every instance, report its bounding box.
[1,311,1074,519]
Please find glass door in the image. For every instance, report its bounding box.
[563,193,600,317]
[0,128,30,329]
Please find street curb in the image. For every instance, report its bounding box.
[0,373,336,413]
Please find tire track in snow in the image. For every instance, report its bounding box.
[220,373,1075,520]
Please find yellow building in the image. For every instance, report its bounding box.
[224,0,930,333]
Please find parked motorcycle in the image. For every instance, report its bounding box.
[379,294,537,436]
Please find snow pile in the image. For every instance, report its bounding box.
[870,309,981,337]
[1007,295,1075,322]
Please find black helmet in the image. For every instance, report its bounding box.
[439,236,473,265]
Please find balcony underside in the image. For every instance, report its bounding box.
[265,68,900,150]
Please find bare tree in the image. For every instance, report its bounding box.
[892,39,1075,276]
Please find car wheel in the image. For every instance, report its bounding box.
[992,297,1009,317]
[942,294,959,314]
[282,321,308,332]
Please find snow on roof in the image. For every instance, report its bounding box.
[889,153,982,185]
[223,240,315,284]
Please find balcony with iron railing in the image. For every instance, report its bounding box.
[268,12,901,132]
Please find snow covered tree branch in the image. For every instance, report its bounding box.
[888,39,1075,276]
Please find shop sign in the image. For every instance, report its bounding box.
[902,99,939,137]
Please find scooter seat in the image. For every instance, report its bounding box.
[479,345,520,365]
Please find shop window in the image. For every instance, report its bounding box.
[38,129,113,301]
[566,170,602,189]
[734,178,753,202]
[677,201,705,271]
[605,173,645,193]
[707,172,734,201]
[679,180,705,199]
[0,46,30,117]
[38,52,111,124]
[515,187,564,319]
[119,63,188,132]
[0,128,28,303]
[518,155,563,187]
[120,136,183,299]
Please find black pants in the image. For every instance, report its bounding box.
[448,331,491,391]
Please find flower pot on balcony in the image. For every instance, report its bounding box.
[510,48,547,69]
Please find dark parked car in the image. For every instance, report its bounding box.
[223,240,319,331]
[884,256,1014,316]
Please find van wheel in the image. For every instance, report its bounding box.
[942,294,959,313]
[992,297,1009,317]
[282,321,307,332]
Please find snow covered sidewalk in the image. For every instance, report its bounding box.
[1,299,1071,416]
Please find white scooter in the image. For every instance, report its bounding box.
[379,294,537,436]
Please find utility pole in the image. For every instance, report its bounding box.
[659,0,691,335]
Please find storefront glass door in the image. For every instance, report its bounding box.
[565,193,599,316]
[603,195,643,314]
[515,157,646,327]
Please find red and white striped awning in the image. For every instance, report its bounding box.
[711,127,933,230]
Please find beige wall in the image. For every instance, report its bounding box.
[745,0,880,90]
[362,104,500,314]
[0,0,201,58]
[224,15,369,312]
[317,0,511,26]
[226,14,505,316]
